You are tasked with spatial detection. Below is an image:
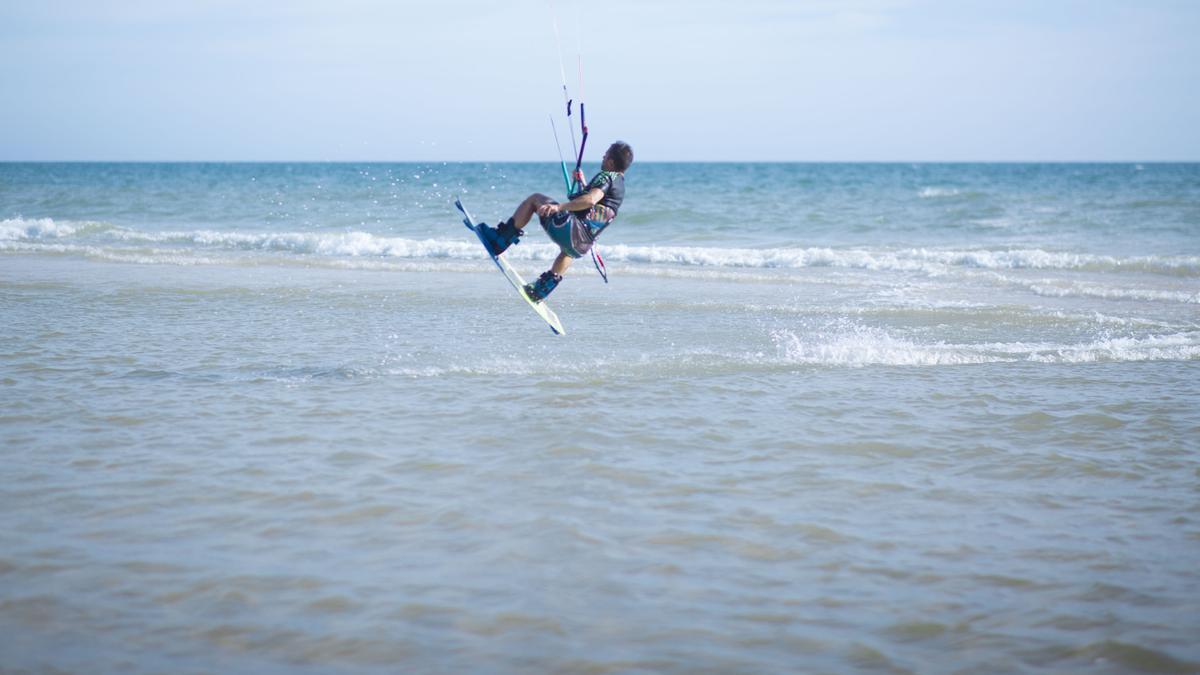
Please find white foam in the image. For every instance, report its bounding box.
[919,187,962,198]
[0,241,233,267]
[771,322,1200,367]
[0,217,85,241]
[594,244,1200,277]
[1025,333,1200,364]
[772,324,1001,367]
[102,226,567,262]
[1034,309,1184,329]
[5,218,1199,278]
[0,239,491,273]
[1021,279,1199,304]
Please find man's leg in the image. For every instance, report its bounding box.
[511,193,554,230]
[481,193,551,256]
[550,252,573,277]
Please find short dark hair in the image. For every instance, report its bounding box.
[607,141,633,172]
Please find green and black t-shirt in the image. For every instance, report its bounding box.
[570,171,625,233]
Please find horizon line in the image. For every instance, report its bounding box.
[3,159,1198,165]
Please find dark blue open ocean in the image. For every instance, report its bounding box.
[3,162,1199,672]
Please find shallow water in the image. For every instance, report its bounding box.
[2,163,1199,672]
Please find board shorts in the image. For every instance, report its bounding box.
[539,207,595,259]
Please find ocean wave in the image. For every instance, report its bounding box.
[0,241,233,266]
[771,324,1001,367]
[770,323,1200,367]
[0,217,563,262]
[918,187,962,198]
[1014,277,1199,304]
[1024,332,1200,363]
[274,329,1200,379]
[0,217,113,241]
[0,240,491,273]
[596,244,1200,277]
[117,228,491,260]
[4,217,1199,277]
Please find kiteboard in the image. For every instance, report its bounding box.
[455,197,565,336]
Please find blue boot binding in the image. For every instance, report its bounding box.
[478,218,522,257]
[524,270,562,302]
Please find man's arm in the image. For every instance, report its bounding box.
[538,188,604,217]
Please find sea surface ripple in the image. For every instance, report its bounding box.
[2,163,1199,673]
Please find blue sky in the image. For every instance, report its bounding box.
[1,0,1197,161]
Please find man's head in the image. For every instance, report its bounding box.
[603,141,634,172]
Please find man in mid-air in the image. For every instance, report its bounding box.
[477,141,633,302]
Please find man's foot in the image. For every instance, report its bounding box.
[476,223,503,256]
[524,270,562,302]
[478,218,522,257]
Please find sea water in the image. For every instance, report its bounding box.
[2,162,1198,673]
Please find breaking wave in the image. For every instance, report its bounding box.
[770,323,1200,367]
[4,218,1198,277]
[918,187,963,198]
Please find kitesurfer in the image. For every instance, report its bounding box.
[477,141,632,301]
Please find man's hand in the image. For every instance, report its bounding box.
[537,203,561,218]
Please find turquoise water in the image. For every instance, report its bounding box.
[2,162,1199,672]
